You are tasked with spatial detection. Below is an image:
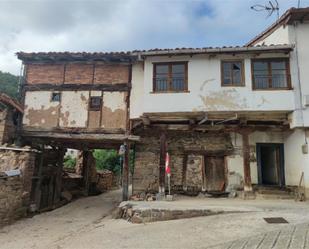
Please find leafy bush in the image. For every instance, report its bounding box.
[63,155,76,169]
[93,149,121,174]
[93,149,135,175]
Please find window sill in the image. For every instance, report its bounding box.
[252,87,293,91]
[221,84,246,87]
[150,90,190,94]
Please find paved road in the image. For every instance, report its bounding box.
[208,222,309,249]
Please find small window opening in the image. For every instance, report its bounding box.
[89,96,102,111]
[51,92,61,102]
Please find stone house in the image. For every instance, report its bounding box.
[16,7,309,199]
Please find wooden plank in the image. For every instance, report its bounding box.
[24,83,130,91]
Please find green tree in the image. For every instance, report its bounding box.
[0,70,19,99]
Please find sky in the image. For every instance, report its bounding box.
[0,0,308,75]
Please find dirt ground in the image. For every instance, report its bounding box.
[2,190,309,249]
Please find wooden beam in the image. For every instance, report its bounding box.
[122,141,130,201]
[53,148,65,205]
[21,131,140,142]
[242,131,252,191]
[23,83,130,92]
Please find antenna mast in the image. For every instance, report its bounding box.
[251,0,280,19]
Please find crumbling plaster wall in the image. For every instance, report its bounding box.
[23,90,127,130]
[133,129,233,194]
[0,149,37,227]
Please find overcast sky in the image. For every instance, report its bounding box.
[0,0,308,75]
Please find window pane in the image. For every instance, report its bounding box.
[172,64,185,91]
[222,63,232,85]
[222,62,242,86]
[271,61,287,88]
[272,70,287,88]
[271,61,286,70]
[253,61,269,89]
[155,78,168,91]
[156,65,168,74]
[155,65,169,91]
[232,62,242,85]
[253,61,268,71]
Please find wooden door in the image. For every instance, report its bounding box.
[205,156,225,192]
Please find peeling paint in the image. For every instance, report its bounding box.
[101,92,126,129]
[102,107,126,129]
[23,91,60,128]
[59,91,89,128]
[199,89,248,111]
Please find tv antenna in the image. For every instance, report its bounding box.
[251,0,280,19]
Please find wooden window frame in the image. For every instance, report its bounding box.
[51,92,61,102]
[89,96,102,111]
[221,60,245,87]
[152,62,188,93]
[251,58,291,91]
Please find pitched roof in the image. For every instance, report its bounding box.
[17,44,293,62]
[17,51,136,63]
[246,7,309,46]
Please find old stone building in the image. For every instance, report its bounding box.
[10,7,309,204]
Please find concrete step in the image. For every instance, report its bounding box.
[256,193,295,200]
[257,189,293,195]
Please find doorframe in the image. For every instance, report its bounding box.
[256,143,285,187]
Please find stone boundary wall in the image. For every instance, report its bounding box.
[0,148,37,227]
[0,176,27,227]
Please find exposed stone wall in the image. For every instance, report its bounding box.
[25,63,130,85]
[133,129,233,194]
[0,109,16,144]
[0,176,27,227]
[0,148,37,227]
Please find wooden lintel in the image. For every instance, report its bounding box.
[21,131,140,142]
[23,83,130,92]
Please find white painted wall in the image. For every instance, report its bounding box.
[255,25,290,46]
[226,130,307,187]
[60,91,89,127]
[130,53,295,119]
[130,63,144,119]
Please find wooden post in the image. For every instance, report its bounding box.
[82,151,91,196]
[159,133,167,194]
[122,141,130,201]
[242,132,252,191]
[34,145,44,210]
[53,147,65,205]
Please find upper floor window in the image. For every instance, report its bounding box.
[153,62,188,92]
[51,92,61,102]
[89,96,102,111]
[221,61,244,86]
[252,59,291,90]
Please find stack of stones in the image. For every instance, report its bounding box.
[0,176,27,227]
[0,147,37,227]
